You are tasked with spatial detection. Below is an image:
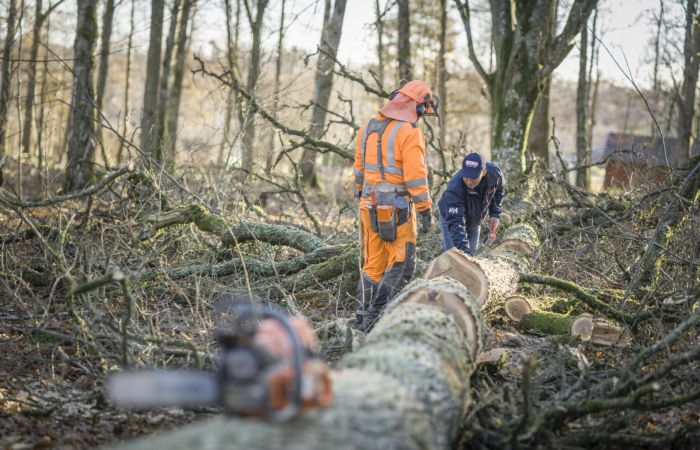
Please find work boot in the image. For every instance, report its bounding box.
[355,273,378,330]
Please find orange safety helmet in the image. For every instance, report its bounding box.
[379,80,439,124]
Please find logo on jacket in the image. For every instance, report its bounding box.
[448,207,459,214]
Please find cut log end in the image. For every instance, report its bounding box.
[422,249,489,307]
[590,319,631,347]
[504,296,532,322]
[570,315,594,341]
[495,239,533,256]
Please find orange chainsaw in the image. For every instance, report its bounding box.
[107,296,333,420]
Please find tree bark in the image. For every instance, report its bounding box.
[397,0,411,82]
[240,0,269,171]
[575,23,590,189]
[374,0,386,101]
[265,0,285,174]
[526,80,551,168]
[21,0,44,158]
[678,0,700,168]
[154,0,182,164]
[437,0,448,150]
[165,0,196,165]
[140,0,165,161]
[117,0,136,164]
[454,0,597,176]
[0,0,18,160]
[95,0,116,118]
[300,0,348,187]
[64,0,98,192]
[220,0,242,168]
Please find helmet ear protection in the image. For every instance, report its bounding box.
[386,88,440,121]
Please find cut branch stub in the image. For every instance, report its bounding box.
[590,319,631,347]
[570,315,594,341]
[504,296,532,322]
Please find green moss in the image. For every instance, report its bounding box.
[520,310,575,335]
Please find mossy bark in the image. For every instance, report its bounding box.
[146,204,326,253]
[110,277,482,450]
[519,310,577,336]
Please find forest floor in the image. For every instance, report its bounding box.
[1,161,699,449]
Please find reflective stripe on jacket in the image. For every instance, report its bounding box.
[353,114,432,212]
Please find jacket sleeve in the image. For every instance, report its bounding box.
[443,190,472,255]
[399,126,432,212]
[353,126,365,194]
[489,171,505,219]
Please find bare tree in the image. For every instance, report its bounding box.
[454,0,597,175]
[265,0,286,174]
[397,0,411,81]
[678,0,700,167]
[165,0,196,163]
[116,0,136,164]
[526,1,557,169]
[240,0,269,171]
[0,0,19,161]
[22,0,65,159]
[95,0,116,116]
[155,0,183,163]
[437,0,447,149]
[300,0,348,186]
[220,0,242,167]
[575,22,590,189]
[64,0,99,191]
[140,0,165,161]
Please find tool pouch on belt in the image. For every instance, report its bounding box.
[374,192,410,242]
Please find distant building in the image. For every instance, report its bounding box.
[602,133,700,188]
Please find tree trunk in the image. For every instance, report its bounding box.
[526,80,550,168]
[117,0,136,164]
[437,0,448,149]
[300,0,348,187]
[21,0,44,158]
[397,0,411,81]
[575,24,590,189]
[220,0,242,168]
[264,0,285,174]
[374,0,385,102]
[96,0,115,117]
[0,0,18,159]
[678,0,700,168]
[64,0,98,192]
[455,0,597,176]
[154,0,182,164]
[140,0,165,161]
[165,0,195,166]
[239,0,269,171]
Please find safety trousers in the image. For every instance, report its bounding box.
[355,206,417,331]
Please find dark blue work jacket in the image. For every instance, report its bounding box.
[437,162,505,252]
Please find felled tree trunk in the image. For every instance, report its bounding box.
[112,277,482,450]
[110,223,540,450]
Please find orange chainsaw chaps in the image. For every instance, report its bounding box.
[360,206,417,283]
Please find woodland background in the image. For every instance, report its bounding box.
[0,0,699,449]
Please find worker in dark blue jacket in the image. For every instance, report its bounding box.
[437,152,505,255]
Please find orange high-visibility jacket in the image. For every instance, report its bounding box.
[353,114,432,212]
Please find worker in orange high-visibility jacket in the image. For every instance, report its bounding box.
[353,80,439,331]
